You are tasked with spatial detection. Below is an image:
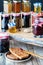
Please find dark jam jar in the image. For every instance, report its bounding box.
[0,32,9,53]
[22,13,31,28]
[32,16,43,38]
[1,14,9,32]
[32,22,43,38]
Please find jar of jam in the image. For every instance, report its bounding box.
[12,13,21,31]
[22,1,31,12]
[1,14,9,32]
[12,1,21,13]
[4,0,12,13]
[22,13,31,28]
[32,18,43,37]
[0,32,9,53]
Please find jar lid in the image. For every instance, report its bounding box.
[11,13,21,16]
[2,14,9,17]
[13,1,21,3]
[22,12,31,15]
[33,2,42,6]
[4,1,8,4]
[23,0,30,3]
[0,32,9,39]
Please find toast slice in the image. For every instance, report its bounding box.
[7,52,19,60]
[9,48,30,59]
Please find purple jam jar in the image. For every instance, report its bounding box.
[32,18,43,37]
[0,32,9,53]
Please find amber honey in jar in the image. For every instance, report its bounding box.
[12,1,21,13]
[22,1,31,12]
[4,1,12,13]
[12,13,21,31]
[8,15,17,33]
[33,3,42,13]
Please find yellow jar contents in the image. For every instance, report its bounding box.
[34,3,42,13]
[8,16,17,33]
[8,2,12,13]
[22,1,31,12]
[9,26,17,33]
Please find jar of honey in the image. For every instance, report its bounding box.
[12,13,21,31]
[8,15,17,33]
[4,0,12,13]
[33,3,42,13]
[12,1,21,13]
[22,1,31,12]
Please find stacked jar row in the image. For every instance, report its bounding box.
[3,0,31,13]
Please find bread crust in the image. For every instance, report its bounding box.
[7,52,19,60]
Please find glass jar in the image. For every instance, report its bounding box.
[22,1,31,12]
[4,1,12,13]
[12,1,21,13]
[12,13,21,31]
[0,32,9,53]
[8,15,17,33]
[33,3,42,13]
[32,17,43,37]
[22,13,31,28]
[1,14,9,32]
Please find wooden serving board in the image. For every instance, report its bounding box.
[7,30,43,47]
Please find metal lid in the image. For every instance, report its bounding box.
[23,0,30,3]
[4,1,8,4]
[13,1,21,3]
[33,2,42,6]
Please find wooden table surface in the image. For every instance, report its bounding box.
[5,39,43,65]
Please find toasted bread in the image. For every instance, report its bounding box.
[9,48,30,59]
[7,52,19,60]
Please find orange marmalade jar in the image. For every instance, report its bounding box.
[12,1,21,13]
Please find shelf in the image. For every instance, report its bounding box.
[7,29,43,47]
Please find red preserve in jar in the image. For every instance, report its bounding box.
[0,32,9,53]
[32,21,43,36]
